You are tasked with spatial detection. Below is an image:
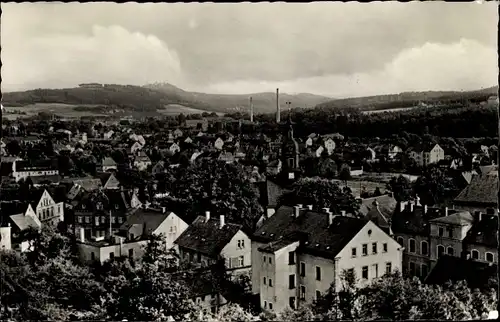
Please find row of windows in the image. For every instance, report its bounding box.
[90,249,134,261]
[397,237,430,256]
[227,256,245,268]
[356,262,392,280]
[237,239,245,249]
[470,249,495,262]
[76,216,124,224]
[409,262,428,278]
[352,242,388,257]
[263,300,274,310]
[263,255,273,265]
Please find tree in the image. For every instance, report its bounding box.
[171,159,263,231]
[388,175,413,202]
[318,157,338,179]
[5,139,21,156]
[414,167,458,206]
[278,177,361,215]
[338,165,351,186]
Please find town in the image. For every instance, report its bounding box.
[0,84,498,320]
[1,2,498,321]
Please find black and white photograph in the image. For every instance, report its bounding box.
[0,2,499,321]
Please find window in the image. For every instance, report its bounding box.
[263,301,267,309]
[437,245,445,258]
[409,262,416,275]
[101,216,106,223]
[197,253,202,263]
[112,216,117,224]
[471,249,479,259]
[268,257,272,264]
[300,262,306,277]
[300,285,306,300]
[386,262,392,274]
[373,263,379,278]
[421,241,429,256]
[263,277,266,285]
[85,216,90,223]
[447,247,454,256]
[362,244,368,256]
[316,266,322,281]
[316,290,321,301]
[95,217,99,225]
[289,274,296,289]
[118,217,123,223]
[372,242,378,254]
[486,252,494,262]
[447,227,453,238]
[351,247,357,258]
[91,252,95,260]
[269,303,273,310]
[347,268,355,277]
[409,239,416,253]
[438,227,444,237]
[128,249,133,258]
[130,233,135,240]
[289,297,296,310]
[109,252,115,260]
[77,216,83,223]
[288,251,295,265]
[383,243,388,253]
[362,266,369,279]
[237,239,245,249]
[238,256,244,267]
[397,236,404,246]
[421,264,428,278]
[269,278,273,287]
[263,255,267,263]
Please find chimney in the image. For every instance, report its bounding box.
[294,206,301,218]
[220,215,225,229]
[444,207,448,217]
[416,196,421,206]
[329,212,335,225]
[276,88,280,123]
[322,207,331,214]
[307,205,313,210]
[399,201,407,212]
[410,202,414,212]
[205,211,211,222]
[161,206,166,213]
[424,205,428,214]
[249,97,254,123]
[79,227,85,243]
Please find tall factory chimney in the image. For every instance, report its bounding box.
[249,97,254,123]
[276,88,281,123]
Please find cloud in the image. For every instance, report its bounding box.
[2,25,183,92]
[200,39,497,98]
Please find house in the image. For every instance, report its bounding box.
[361,194,398,235]
[463,213,497,264]
[366,147,376,161]
[134,152,152,171]
[218,152,235,164]
[214,137,224,150]
[119,207,189,252]
[173,128,183,138]
[152,161,167,175]
[187,273,228,314]
[323,138,335,155]
[408,143,445,167]
[103,130,114,140]
[166,142,181,155]
[185,118,209,132]
[11,159,59,182]
[129,141,143,155]
[453,170,498,214]
[0,202,42,252]
[315,146,325,158]
[175,212,252,276]
[391,199,473,279]
[184,137,193,144]
[73,189,142,240]
[102,157,117,172]
[254,179,289,220]
[252,205,403,312]
[305,137,313,147]
[97,172,121,190]
[26,174,62,187]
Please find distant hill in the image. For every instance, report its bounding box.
[2,83,332,115]
[314,86,498,111]
[144,82,332,113]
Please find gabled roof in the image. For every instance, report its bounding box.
[429,211,473,226]
[360,194,397,218]
[9,213,41,231]
[391,205,447,236]
[102,157,117,166]
[253,206,367,258]
[175,215,242,258]
[425,255,496,290]
[27,175,62,185]
[464,215,498,248]
[454,173,498,206]
[119,208,172,238]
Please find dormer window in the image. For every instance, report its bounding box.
[96,202,103,210]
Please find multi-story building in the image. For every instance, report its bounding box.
[11,159,59,182]
[408,143,445,167]
[453,170,498,214]
[463,213,497,264]
[174,212,251,276]
[251,205,403,313]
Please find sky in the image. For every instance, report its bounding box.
[1,2,498,98]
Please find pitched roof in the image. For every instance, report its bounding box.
[253,206,367,258]
[391,205,448,236]
[464,215,498,248]
[102,157,117,166]
[360,194,397,218]
[175,215,242,257]
[9,213,41,231]
[454,173,498,206]
[429,211,473,226]
[27,175,62,185]
[425,255,497,290]
[119,208,171,238]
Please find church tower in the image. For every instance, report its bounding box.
[280,113,300,180]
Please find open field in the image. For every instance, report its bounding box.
[159,104,224,116]
[2,103,108,119]
[332,179,388,198]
